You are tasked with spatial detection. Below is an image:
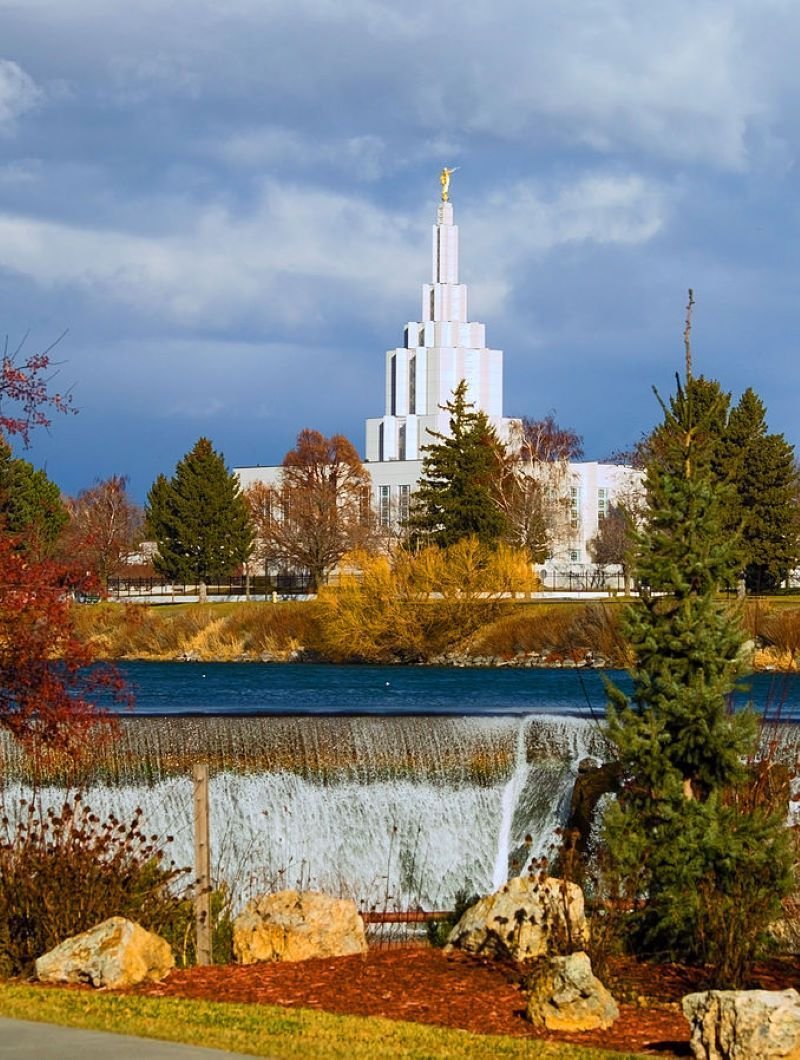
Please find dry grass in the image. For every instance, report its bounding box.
[71,602,320,661]
[745,601,800,671]
[471,602,628,664]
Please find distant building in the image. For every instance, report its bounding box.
[236,187,642,583]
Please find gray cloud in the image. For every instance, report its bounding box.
[0,59,42,132]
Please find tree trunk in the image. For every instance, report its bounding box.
[198,579,208,604]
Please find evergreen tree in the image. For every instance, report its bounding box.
[604,376,792,984]
[723,388,798,592]
[644,378,799,591]
[0,443,67,556]
[407,381,508,548]
[146,438,252,601]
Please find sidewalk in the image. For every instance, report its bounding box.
[0,1018,263,1059]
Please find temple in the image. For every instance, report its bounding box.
[365,197,515,464]
[236,180,641,583]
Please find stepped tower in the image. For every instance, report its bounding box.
[365,178,516,463]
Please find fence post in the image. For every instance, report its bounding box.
[193,763,212,965]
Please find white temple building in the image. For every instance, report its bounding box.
[236,181,642,583]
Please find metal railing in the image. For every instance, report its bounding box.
[106,573,313,598]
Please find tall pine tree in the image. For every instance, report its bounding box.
[0,443,67,557]
[723,388,798,592]
[406,381,508,548]
[643,378,799,592]
[604,376,792,984]
[146,438,252,602]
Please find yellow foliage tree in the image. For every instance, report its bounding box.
[317,538,538,663]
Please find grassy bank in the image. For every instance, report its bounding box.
[71,596,800,670]
[72,598,631,665]
[0,984,646,1059]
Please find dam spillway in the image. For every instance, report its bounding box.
[1,714,796,910]
[0,714,611,909]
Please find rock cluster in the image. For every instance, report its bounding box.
[525,951,619,1031]
[445,875,617,1032]
[233,889,368,965]
[429,650,607,669]
[35,917,174,989]
[682,989,800,1060]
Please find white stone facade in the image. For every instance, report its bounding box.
[365,200,517,463]
[235,191,643,582]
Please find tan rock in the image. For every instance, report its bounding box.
[444,875,588,962]
[682,989,800,1060]
[233,889,368,965]
[526,951,619,1031]
[35,917,174,989]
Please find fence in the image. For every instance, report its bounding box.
[537,568,628,593]
[107,573,313,598]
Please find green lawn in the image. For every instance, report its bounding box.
[0,984,647,1059]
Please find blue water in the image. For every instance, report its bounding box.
[105,662,800,719]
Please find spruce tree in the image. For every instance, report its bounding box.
[0,443,67,556]
[604,376,792,984]
[407,381,508,548]
[146,438,252,601]
[644,379,799,592]
[723,388,798,592]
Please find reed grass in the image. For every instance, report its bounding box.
[73,599,633,665]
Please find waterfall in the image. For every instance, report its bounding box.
[492,717,532,889]
[5,714,795,909]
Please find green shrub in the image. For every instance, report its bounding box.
[162,884,235,967]
[0,793,190,977]
[425,887,479,947]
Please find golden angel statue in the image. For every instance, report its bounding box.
[440,166,459,202]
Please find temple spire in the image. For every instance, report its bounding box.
[432,200,459,288]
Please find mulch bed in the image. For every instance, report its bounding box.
[125,947,800,1057]
[29,943,799,1057]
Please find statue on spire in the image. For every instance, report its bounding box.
[440,166,459,202]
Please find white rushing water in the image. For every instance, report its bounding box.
[0,715,603,909]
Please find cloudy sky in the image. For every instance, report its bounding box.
[2,0,799,499]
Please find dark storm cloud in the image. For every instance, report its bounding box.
[1,0,800,496]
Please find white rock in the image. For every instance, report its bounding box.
[445,875,588,962]
[682,988,800,1060]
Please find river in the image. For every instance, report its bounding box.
[106,661,800,720]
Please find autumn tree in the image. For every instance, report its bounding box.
[587,504,633,588]
[0,333,121,756]
[146,438,252,603]
[316,538,537,663]
[0,333,74,446]
[497,413,583,562]
[61,475,143,584]
[0,535,124,755]
[0,443,68,557]
[407,381,508,548]
[250,430,373,592]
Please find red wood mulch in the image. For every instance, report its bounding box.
[126,946,776,1058]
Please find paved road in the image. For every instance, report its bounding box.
[0,1018,263,1059]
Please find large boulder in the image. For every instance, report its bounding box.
[233,889,368,965]
[682,989,800,1060]
[525,951,619,1031]
[35,917,174,989]
[444,875,588,962]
